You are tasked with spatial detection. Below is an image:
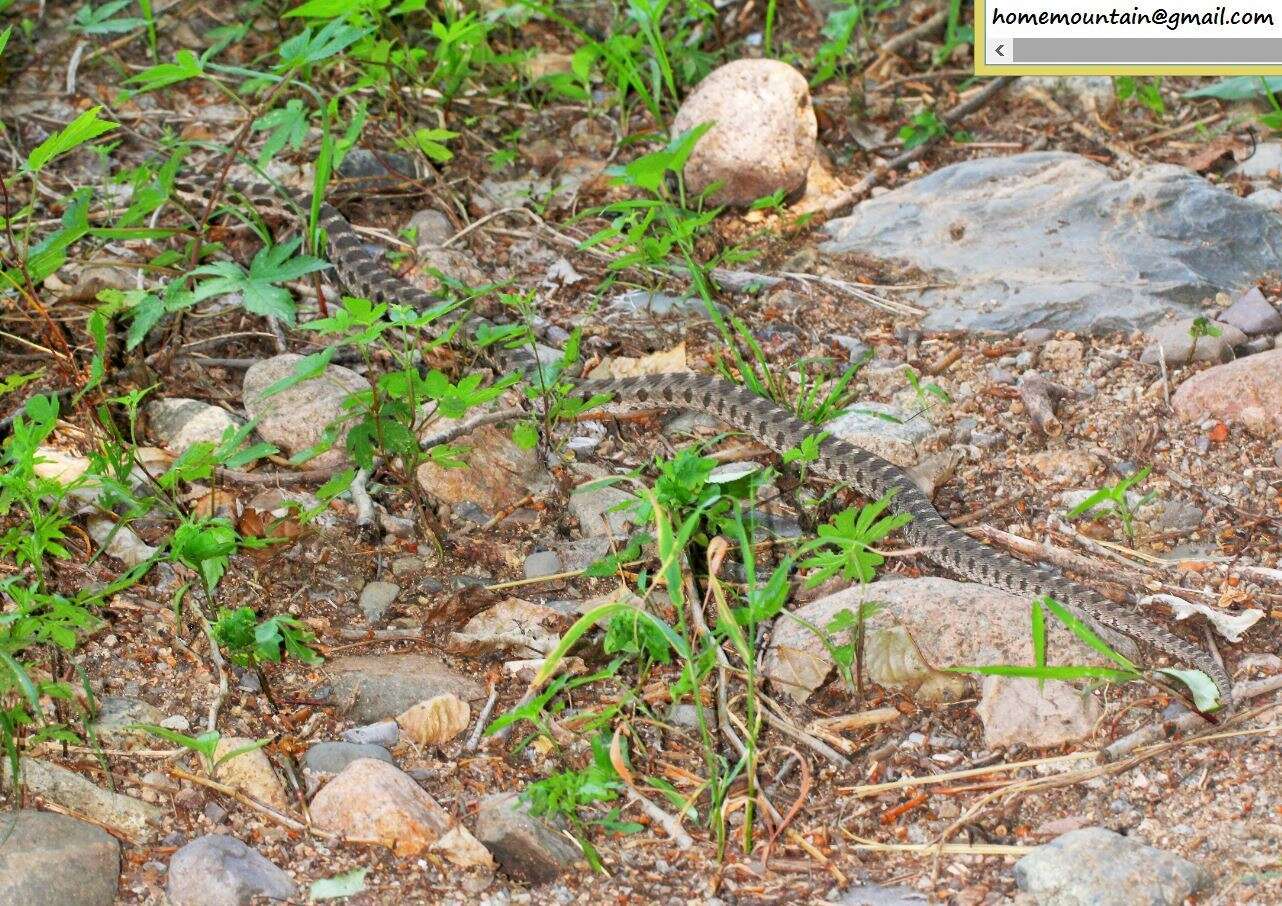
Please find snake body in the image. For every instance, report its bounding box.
[182,176,1234,705]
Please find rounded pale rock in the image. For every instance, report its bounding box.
[310,758,483,861]
[211,737,289,811]
[242,353,368,471]
[672,59,817,207]
[1172,349,1282,438]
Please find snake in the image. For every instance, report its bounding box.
[177,174,1235,707]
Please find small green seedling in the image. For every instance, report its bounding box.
[1067,466,1155,544]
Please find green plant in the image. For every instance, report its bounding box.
[797,491,912,586]
[935,0,973,63]
[1187,315,1222,361]
[580,124,721,286]
[1066,466,1155,544]
[708,314,870,426]
[959,596,1222,712]
[898,109,947,150]
[1115,76,1165,118]
[129,724,270,773]
[522,734,631,869]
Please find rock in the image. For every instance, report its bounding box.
[1247,187,1282,211]
[147,398,241,454]
[1140,318,1247,366]
[555,536,613,573]
[1153,499,1204,534]
[59,264,133,303]
[608,289,703,317]
[310,759,486,862]
[11,758,164,843]
[326,653,484,723]
[167,834,295,906]
[976,675,1102,749]
[1026,449,1102,484]
[341,720,400,748]
[417,245,488,290]
[762,577,1124,718]
[825,402,933,467]
[242,353,368,470]
[671,59,817,207]
[416,424,552,516]
[0,811,120,906]
[211,738,289,811]
[447,598,563,658]
[834,884,930,905]
[407,208,454,247]
[304,741,394,776]
[472,792,584,883]
[1014,827,1209,905]
[1038,339,1084,372]
[822,152,1282,332]
[397,693,470,746]
[525,50,574,80]
[358,580,400,623]
[523,550,563,580]
[568,464,635,537]
[1171,348,1282,437]
[89,695,163,745]
[1230,141,1282,179]
[1219,286,1282,336]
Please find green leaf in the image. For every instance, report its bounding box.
[955,663,1136,683]
[257,348,334,399]
[1040,596,1137,672]
[23,107,118,174]
[0,26,11,59]
[1156,668,1222,712]
[310,868,369,901]
[123,48,203,93]
[252,99,310,168]
[1184,76,1282,99]
[409,127,459,163]
[191,237,327,324]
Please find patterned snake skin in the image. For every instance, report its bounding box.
[182,177,1234,706]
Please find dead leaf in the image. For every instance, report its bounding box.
[1182,134,1248,173]
[397,694,470,747]
[588,342,690,380]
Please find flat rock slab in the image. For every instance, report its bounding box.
[0,810,120,906]
[822,152,1282,333]
[325,654,484,723]
[1014,827,1208,905]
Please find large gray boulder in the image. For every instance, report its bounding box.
[822,152,1282,333]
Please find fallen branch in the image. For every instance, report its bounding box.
[1017,372,1072,437]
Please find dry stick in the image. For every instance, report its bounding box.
[931,700,1282,877]
[821,77,1019,217]
[758,694,850,769]
[214,464,347,485]
[1017,372,1071,437]
[465,684,500,753]
[1102,673,1282,760]
[877,8,950,57]
[168,767,328,836]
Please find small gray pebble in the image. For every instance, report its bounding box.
[523,551,563,579]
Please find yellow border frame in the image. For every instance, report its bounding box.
[974,0,1282,75]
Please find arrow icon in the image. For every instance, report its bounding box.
[996,43,1005,57]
